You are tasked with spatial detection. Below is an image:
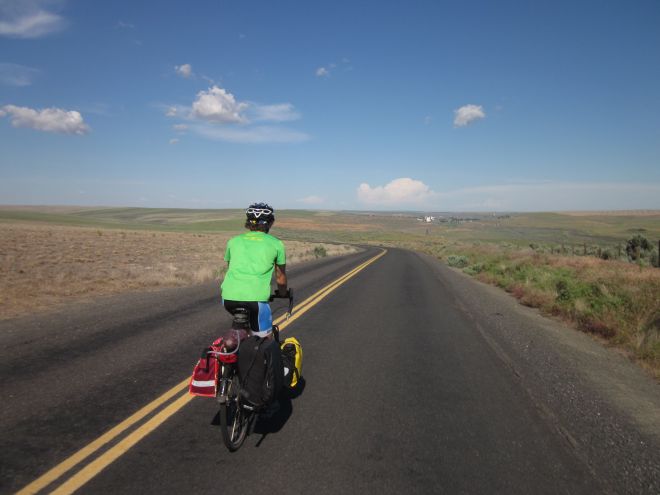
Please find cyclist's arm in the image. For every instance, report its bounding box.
[275,264,287,294]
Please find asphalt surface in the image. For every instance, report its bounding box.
[1,247,659,494]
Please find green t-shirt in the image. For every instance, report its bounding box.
[220,231,286,301]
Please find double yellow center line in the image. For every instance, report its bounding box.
[17,248,386,495]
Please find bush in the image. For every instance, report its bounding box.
[555,279,573,303]
[313,245,327,258]
[447,255,469,268]
[626,234,653,261]
[463,262,485,275]
[554,276,591,305]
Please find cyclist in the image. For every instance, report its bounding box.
[220,202,287,337]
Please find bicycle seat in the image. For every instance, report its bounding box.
[231,308,250,330]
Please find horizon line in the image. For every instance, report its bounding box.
[1,204,659,215]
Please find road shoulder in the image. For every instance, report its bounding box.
[413,250,660,493]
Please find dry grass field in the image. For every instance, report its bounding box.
[0,222,357,320]
[562,210,660,217]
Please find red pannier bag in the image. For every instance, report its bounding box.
[188,330,247,398]
[189,348,219,398]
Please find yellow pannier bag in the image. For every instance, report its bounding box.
[280,337,303,388]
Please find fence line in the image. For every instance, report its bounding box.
[543,238,658,267]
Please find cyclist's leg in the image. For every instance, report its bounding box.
[255,302,273,336]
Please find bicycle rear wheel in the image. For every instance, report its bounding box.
[219,375,249,451]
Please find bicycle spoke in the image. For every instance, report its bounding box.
[219,373,248,451]
[231,410,239,440]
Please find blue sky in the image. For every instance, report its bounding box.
[1,0,659,211]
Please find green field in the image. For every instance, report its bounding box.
[1,207,659,247]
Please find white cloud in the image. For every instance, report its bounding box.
[116,20,135,29]
[191,85,247,123]
[165,85,307,144]
[454,104,485,127]
[0,1,67,38]
[175,63,192,78]
[357,178,435,206]
[251,103,300,122]
[169,86,300,125]
[0,62,39,86]
[316,58,351,78]
[1,104,89,134]
[193,124,309,144]
[169,138,179,145]
[298,195,324,205]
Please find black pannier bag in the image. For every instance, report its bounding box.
[237,336,283,408]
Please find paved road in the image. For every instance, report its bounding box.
[1,248,659,494]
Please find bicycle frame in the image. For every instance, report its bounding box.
[217,362,234,405]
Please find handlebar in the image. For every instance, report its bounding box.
[269,288,294,320]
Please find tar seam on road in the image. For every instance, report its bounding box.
[16,248,386,495]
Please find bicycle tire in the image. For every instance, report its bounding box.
[219,374,249,451]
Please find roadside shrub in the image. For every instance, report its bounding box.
[447,255,469,268]
[555,279,573,303]
[463,262,485,275]
[510,284,525,300]
[313,245,327,258]
[639,316,660,361]
[626,234,652,261]
[519,287,555,309]
[579,315,616,338]
[600,249,613,260]
[554,275,590,304]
